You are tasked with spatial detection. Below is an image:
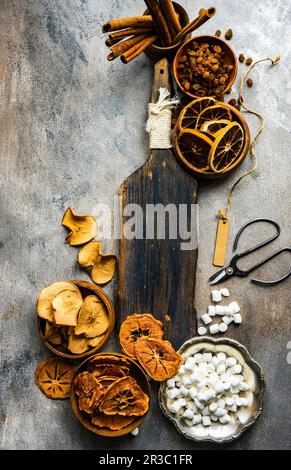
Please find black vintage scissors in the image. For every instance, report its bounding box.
[209,218,291,287]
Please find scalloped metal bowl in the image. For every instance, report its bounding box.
[159,337,265,444]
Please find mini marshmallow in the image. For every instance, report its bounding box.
[201,313,212,325]
[185,357,196,370]
[219,323,228,333]
[230,376,240,388]
[231,364,243,375]
[208,305,216,316]
[169,399,186,414]
[226,357,237,367]
[167,378,176,388]
[182,376,192,387]
[222,315,234,326]
[217,352,227,363]
[209,402,218,413]
[239,398,249,407]
[192,415,202,425]
[180,386,189,397]
[235,397,243,407]
[210,414,218,422]
[206,363,216,374]
[225,397,235,407]
[198,392,208,403]
[183,409,194,420]
[210,324,220,335]
[219,414,231,425]
[217,399,226,409]
[236,375,244,383]
[228,404,237,413]
[131,427,139,436]
[179,365,186,374]
[223,381,231,392]
[202,406,211,416]
[166,388,180,399]
[203,352,213,362]
[212,290,222,303]
[220,288,230,297]
[194,398,204,410]
[213,381,225,395]
[229,301,240,314]
[204,389,215,402]
[198,327,207,336]
[215,407,227,418]
[217,364,226,375]
[233,313,242,324]
[202,416,211,427]
[239,382,250,392]
[195,353,204,364]
[189,373,201,384]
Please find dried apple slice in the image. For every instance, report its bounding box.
[75,295,109,338]
[62,207,98,246]
[45,321,63,346]
[88,333,106,348]
[78,241,117,285]
[52,290,83,327]
[35,358,75,399]
[99,376,149,417]
[119,314,164,358]
[68,334,89,354]
[37,281,82,322]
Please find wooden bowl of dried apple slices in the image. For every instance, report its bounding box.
[37,280,115,360]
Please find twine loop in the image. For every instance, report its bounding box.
[146,88,179,149]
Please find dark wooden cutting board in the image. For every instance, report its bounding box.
[117,58,198,348]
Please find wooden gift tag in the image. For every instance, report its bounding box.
[213,218,230,267]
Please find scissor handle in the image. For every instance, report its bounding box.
[251,248,291,286]
[233,218,281,262]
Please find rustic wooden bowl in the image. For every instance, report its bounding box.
[38,280,115,360]
[143,2,190,62]
[173,35,238,99]
[172,102,250,179]
[70,352,151,437]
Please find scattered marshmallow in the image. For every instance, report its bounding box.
[192,415,202,425]
[220,288,230,297]
[198,326,207,336]
[219,322,228,333]
[229,301,240,314]
[131,427,139,436]
[233,313,242,324]
[208,305,216,316]
[219,414,231,424]
[201,313,212,325]
[222,315,233,326]
[212,290,222,303]
[166,378,176,388]
[210,324,220,335]
[202,416,211,427]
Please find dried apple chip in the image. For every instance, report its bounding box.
[62,207,98,246]
[45,321,63,346]
[88,333,106,348]
[135,338,183,382]
[78,241,117,285]
[52,290,83,327]
[119,314,164,358]
[68,334,89,354]
[75,295,109,338]
[92,414,135,430]
[37,281,82,322]
[35,358,75,399]
[99,376,149,417]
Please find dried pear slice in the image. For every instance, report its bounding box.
[135,338,183,382]
[75,371,100,397]
[88,333,106,348]
[62,207,98,246]
[52,290,83,327]
[75,295,109,338]
[99,376,149,417]
[68,334,90,354]
[119,314,164,359]
[45,321,63,346]
[37,281,82,322]
[35,357,75,399]
[92,414,135,430]
[78,241,117,285]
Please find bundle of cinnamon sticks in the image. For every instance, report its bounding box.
[102,0,182,64]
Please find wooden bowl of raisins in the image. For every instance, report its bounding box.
[173,35,238,100]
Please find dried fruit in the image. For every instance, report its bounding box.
[119,313,164,358]
[246,57,253,65]
[135,338,183,381]
[75,372,99,397]
[88,333,106,348]
[37,281,82,322]
[177,97,216,131]
[91,363,130,379]
[228,98,237,107]
[247,78,253,88]
[35,358,75,399]
[215,30,221,38]
[75,295,109,338]
[45,321,63,345]
[196,104,232,129]
[62,207,97,246]
[209,122,244,173]
[99,377,149,417]
[92,414,135,430]
[225,28,233,40]
[52,290,83,327]
[78,241,117,285]
[177,129,213,171]
[239,53,245,63]
[200,119,231,135]
[68,334,90,354]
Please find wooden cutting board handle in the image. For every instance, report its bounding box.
[151,58,171,103]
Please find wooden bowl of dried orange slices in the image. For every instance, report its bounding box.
[37,280,115,359]
[70,353,151,437]
[172,97,250,179]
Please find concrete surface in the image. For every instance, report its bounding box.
[0,0,290,450]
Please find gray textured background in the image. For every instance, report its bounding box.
[0,0,290,450]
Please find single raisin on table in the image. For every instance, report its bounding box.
[215,30,222,37]
[239,53,245,63]
[225,29,233,40]
[247,78,254,87]
[228,98,237,106]
[246,57,253,65]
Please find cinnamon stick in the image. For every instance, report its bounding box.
[172,7,216,44]
[105,27,154,48]
[144,0,172,46]
[121,35,158,64]
[159,0,181,37]
[102,16,153,33]
[107,34,148,61]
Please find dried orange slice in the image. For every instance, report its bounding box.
[200,119,231,135]
[177,129,213,171]
[92,414,135,431]
[35,358,76,399]
[135,338,183,382]
[209,122,245,173]
[177,97,216,131]
[119,314,164,359]
[99,376,149,417]
[196,104,232,129]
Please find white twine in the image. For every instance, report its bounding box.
[146,88,179,149]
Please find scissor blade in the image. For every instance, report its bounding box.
[209,269,228,285]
